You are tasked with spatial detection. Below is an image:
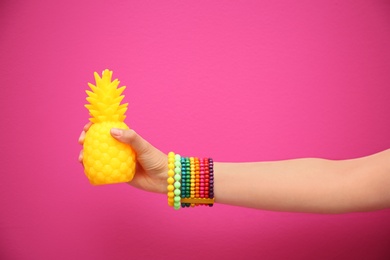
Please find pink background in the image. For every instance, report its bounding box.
[1,1,390,259]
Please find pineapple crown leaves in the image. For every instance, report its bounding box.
[85,69,128,123]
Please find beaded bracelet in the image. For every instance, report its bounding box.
[209,158,214,206]
[173,154,182,210]
[167,152,175,207]
[181,157,190,207]
[167,152,215,209]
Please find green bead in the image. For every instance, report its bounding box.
[174,181,181,188]
[175,168,181,174]
[174,196,181,202]
[175,154,181,161]
[174,201,181,209]
[174,189,181,196]
[174,174,181,181]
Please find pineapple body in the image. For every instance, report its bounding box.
[83,69,136,185]
[83,121,136,185]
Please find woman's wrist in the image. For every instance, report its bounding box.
[157,154,169,194]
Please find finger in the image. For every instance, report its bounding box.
[110,128,150,154]
[83,122,92,132]
[78,131,86,145]
[78,150,84,163]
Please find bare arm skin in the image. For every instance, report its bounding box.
[214,150,390,213]
[79,125,390,213]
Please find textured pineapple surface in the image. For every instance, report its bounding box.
[83,69,136,185]
[84,122,136,185]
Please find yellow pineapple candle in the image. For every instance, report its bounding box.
[83,69,136,185]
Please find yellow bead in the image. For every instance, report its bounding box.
[168,191,174,198]
[168,169,175,177]
[167,185,174,192]
[167,177,174,184]
[168,152,175,157]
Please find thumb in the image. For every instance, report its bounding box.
[110,128,149,154]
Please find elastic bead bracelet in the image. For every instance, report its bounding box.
[190,157,195,199]
[180,157,186,202]
[204,158,209,198]
[208,158,214,207]
[173,154,182,210]
[167,152,176,207]
[199,158,205,200]
[184,157,191,207]
[181,157,190,208]
[195,157,200,200]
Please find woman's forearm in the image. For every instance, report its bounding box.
[214,149,390,213]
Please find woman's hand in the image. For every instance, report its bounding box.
[78,123,167,194]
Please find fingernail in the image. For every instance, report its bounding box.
[111,128,122,137]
